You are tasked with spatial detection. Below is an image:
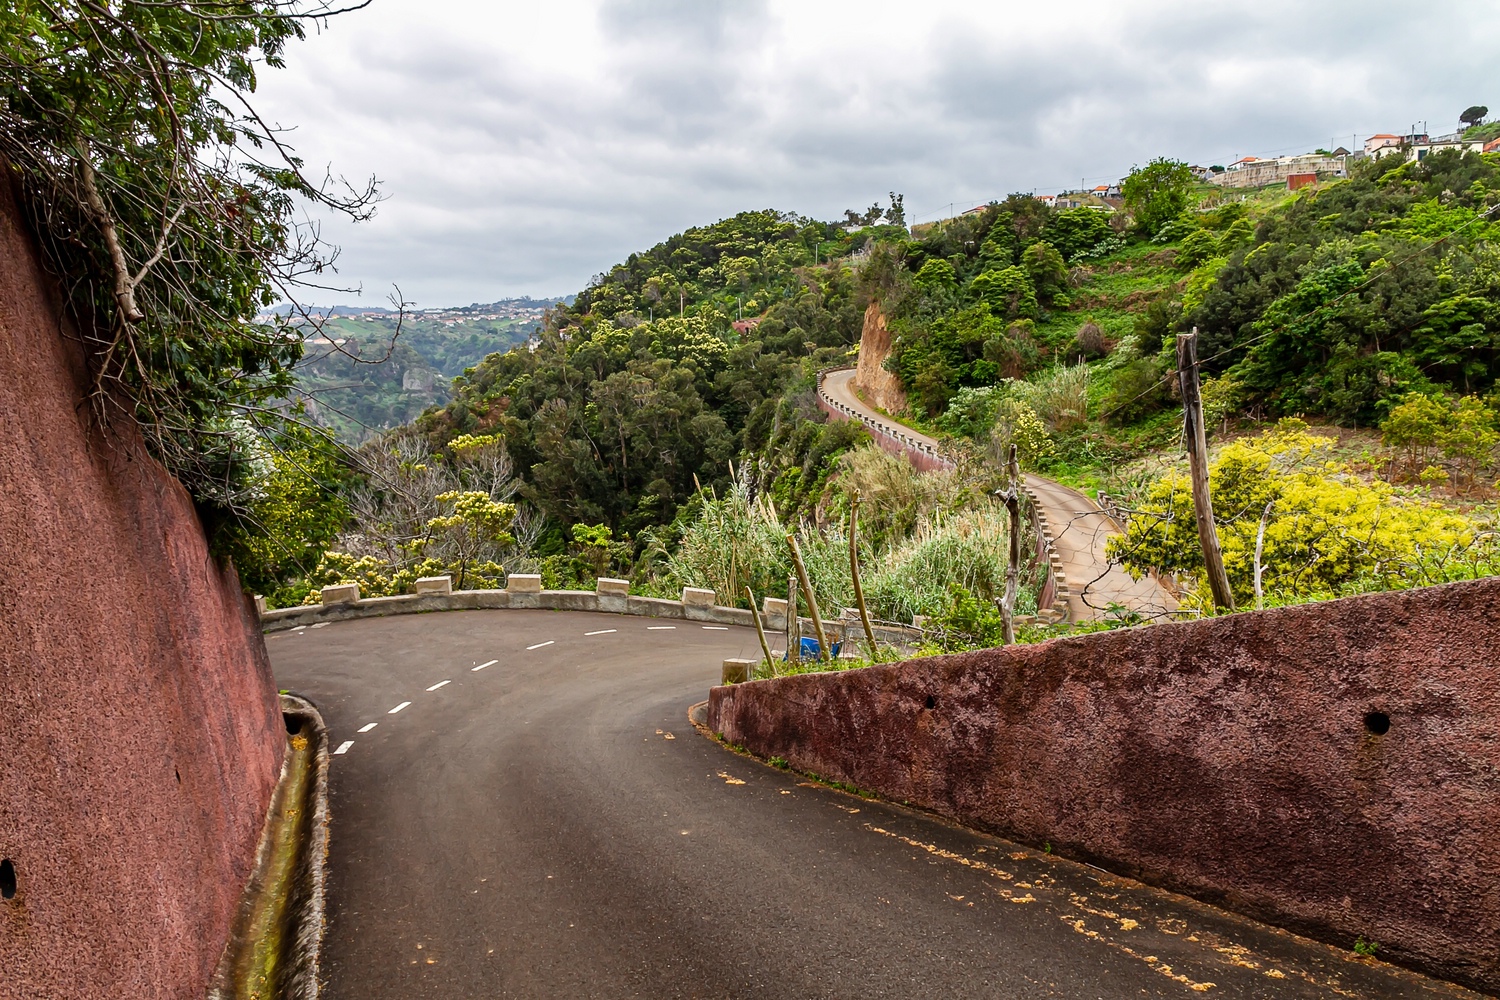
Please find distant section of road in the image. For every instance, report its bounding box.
[269,610,1472,999]
[820,367,1176,620]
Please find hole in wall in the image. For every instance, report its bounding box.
[924,695,936,710]
[1364,711,1391,736]
[284,714,303,736]
[0,859,15,900]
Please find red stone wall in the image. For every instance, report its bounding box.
[0,180,284,997]
[710,578,1500,992]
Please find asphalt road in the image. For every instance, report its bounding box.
[268,610,1474,999]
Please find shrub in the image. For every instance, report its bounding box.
[1106,421,1490,603]
[1102,358,1172,425]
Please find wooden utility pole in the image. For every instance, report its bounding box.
[1178,329,1235,611]
[848,497,879,659]
[787,534,831,661]
[997,444,1022,645]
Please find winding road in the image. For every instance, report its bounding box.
[268,610,1470,998]
[820,368,1176,620]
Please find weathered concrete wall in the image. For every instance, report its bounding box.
[709,578,1500,993]
[0,179,284,997]
[851,301,907,414]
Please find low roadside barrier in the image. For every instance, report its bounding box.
[259,577,923,648]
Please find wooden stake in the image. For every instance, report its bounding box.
[786,574,799,668]
[1178,329,1236,611]
[848,497,879,660]
[787,533,831,661]
[998,444,1021,645]
[746,586,775,677]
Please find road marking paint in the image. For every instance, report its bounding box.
[702,625,729,630]
[334,741,354,755]
[426,680,451,692]
[471,659,498,672]
[357,723,377,733]
[584,629,617,636]
[646,625,675,629]
[526,640,554,650]
[388,701,411,714]
[291,625,307,632]
[310,622,329,629]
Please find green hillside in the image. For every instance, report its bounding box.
[253,150,1500,622]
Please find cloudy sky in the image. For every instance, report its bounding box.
[253,0,1499,307]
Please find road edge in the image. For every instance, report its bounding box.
[208,693,330,999]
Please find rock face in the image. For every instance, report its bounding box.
[0,178,284,998]
[709,577,1500,994]
[851,301,907,414]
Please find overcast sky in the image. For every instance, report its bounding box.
[253,0,1500,307]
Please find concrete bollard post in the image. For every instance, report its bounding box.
[596,578,630,597]
[761,596,788,629]
[721,658,753,685]
[414,575,452,596]
[912,614,929,629]
[253,595,266,616]
[321,583,359,606]
[505,574,542,594]
[682,587,716,607]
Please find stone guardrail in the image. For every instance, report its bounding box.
[258,575,923,648]
[815,366,1070,622]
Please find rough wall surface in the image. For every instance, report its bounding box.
[851,301,907,414]
[0,180,284,998]
[709,578,1500,993]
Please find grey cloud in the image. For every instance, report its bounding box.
[255,0,1500,306]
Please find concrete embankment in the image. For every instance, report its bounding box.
[709,576,1500,994]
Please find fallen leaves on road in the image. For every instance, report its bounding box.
[717,771,745,785]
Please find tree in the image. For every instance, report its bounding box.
[1381,393,1448,474]
[884,192,906,228]
[1044,207,1114,262]
[1122,158,1195,238]
[1438,396,1498,487]
[0,1,377,515]
[1461,105,1489,128]
[1020,241,1069,305]
[424,491,517,590]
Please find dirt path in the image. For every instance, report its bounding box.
[820,367,1177,621]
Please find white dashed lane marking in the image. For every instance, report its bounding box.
[472,659,498,672]
[389,701,411,714]
[427,680,451,692]
[526,641,555,650]
[584,629,617,636]
[334,741,354,755]
[647,626,675,630]
[358,723,378,733]
[702,626,729,630]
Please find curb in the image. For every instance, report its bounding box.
[208,694,329,999]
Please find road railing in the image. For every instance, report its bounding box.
[258,576,924,647]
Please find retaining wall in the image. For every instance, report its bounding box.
[708,577,1500,993]
[0,176,285,998]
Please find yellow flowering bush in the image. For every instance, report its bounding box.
[1106,419,1492,605]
